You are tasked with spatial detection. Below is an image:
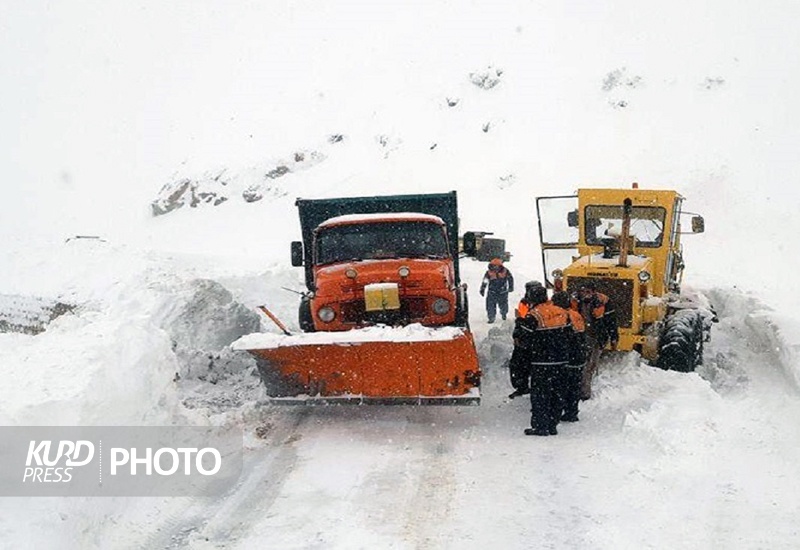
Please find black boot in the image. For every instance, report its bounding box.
[524,428,549,436]
[508,389,530,399]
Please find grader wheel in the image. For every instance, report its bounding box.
[657,309,704,372]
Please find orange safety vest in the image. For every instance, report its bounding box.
[566,308,585,332]
[591,293,610,319]
[572,293,609,320]
[486,268,509,280]
[529,301,569,330]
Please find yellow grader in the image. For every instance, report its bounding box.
[536,183,712,371]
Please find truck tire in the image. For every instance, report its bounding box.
[657,310,703,372]
[455,287,470,328]
[299,299,315,333]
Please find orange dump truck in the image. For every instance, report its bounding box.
[237,191,481,404]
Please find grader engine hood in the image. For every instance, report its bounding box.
[563,254,655,330]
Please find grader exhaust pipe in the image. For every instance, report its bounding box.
[618,198,633,268]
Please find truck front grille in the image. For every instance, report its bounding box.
[340,297,429,324]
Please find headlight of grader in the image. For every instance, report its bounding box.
[638,271,651,283]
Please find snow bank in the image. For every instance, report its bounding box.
[152,279,261,383]
[0,308,182,426]
[0,240,270,426]
[700,287,800,394]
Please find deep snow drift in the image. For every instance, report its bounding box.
[3,0,800,548]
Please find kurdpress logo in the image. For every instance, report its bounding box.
[24,439,95,483]
[1,427,242,496]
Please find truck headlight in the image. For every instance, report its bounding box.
[638,271,651,283]
[432,299,451,315]
[318,306,336,322]
[552,269,563,278]
[398,266,411,278]
[345,268,358,279]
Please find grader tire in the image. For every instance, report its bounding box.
[657,310,704,372]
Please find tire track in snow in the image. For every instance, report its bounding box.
[143,408,310,549]
[401,410,458,549]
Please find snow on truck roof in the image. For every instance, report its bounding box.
[318,212,445,228]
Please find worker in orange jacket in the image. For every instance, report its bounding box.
[479,257,514,323]
[552,291,587,421]
[572,281,618,400]
[513,283,572,436]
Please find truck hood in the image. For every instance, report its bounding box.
[313,258,454,296]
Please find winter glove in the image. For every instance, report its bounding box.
[479,288,485,297]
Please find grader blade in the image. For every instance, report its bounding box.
[237,328,481,405]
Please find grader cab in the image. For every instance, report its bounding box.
[536,183,712,371]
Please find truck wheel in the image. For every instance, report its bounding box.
[657,310,703,372]
[455,287,469,328]
[299,299,315,333]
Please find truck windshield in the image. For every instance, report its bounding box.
[584,205,667,248]
[315,221,449,264]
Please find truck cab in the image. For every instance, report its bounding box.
[244,191,481,402]
[291,192,468,333]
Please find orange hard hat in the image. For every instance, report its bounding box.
[490,258,503,266]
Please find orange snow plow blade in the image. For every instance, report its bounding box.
[239,329,481,405]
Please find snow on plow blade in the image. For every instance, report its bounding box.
[232,325,481,405]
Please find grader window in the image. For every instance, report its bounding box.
[584,205,667,248]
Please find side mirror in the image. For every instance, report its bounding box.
[567,210,579,228]
[291,241,304,266]
[691,216,705,234]
[462,232,477,257]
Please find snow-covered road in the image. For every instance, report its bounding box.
[2,247,800,549]
[141,287,800,549]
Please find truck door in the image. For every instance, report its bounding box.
[536,195,579,288]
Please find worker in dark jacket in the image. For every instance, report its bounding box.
[513,283,571,436]
[572,281,618,400]
[507,281,543,399]
[552,290,587,422]
[479,258,514,323]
